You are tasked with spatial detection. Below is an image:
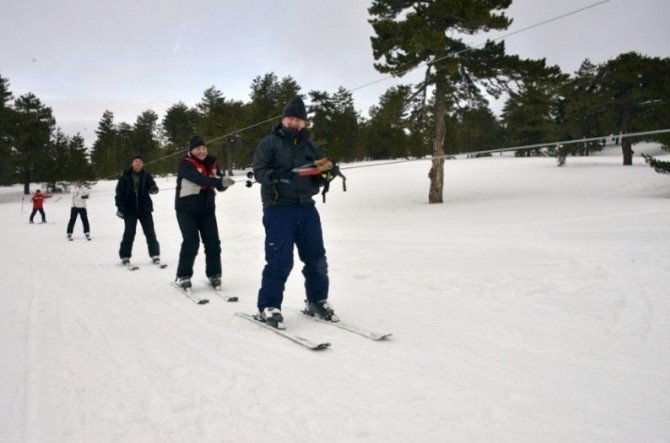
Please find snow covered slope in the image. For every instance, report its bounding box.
[1,149,669,442]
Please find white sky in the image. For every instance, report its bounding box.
[1,0,668,146]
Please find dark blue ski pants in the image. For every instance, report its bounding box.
[257,205,329,311]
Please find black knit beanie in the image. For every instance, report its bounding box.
[189,135,205,150]
[282,96,307,120]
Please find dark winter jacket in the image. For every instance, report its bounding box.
[115,168,158,215]
[175,153,225,213]
[252,124,326,207]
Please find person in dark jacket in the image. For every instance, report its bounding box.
[174,135,235,290]
[115,155,161,266]
[251,96,337,328]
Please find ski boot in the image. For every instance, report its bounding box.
[85,232,91,241]
[304,299,339,322]
[260,307,285,329]
[67,234,72,241]
[121,258,130,266]
[151,256,161,265]
[175,277,192,290]
[208,274,222,290]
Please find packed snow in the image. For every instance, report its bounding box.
[1,144,669,442]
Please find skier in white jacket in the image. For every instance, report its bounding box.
[66,181,91,241]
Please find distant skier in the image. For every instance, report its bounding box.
[115,155,161,267]
[66,181,91,240]
[174,135,235,291]
[29,189,52,224]
[251,96,337,328]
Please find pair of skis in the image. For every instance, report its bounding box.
[172,280,238,304]
[236,310,392,350]
[123,261,167,271]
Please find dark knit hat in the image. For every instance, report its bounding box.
[133,154,143,161]
[282,96,307,121]
[189,135,206,150]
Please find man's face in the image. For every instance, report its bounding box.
[132,159,143,172]
[282,116,307,132]
[191,145,207,160]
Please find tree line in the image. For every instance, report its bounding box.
[1,4,668,196]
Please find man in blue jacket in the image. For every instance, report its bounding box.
[252,96,337,328]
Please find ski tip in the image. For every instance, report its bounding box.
[198,299,209,305]
[226,296,239,302]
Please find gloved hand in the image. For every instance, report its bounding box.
[116,210,124,219]
[315,157,333,172]
[221,176,236,188]
[149,186,159,195]
[81,195,89,199]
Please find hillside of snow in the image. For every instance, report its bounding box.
[1,145,669,442]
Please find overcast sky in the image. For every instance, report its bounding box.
[1,0,668,146]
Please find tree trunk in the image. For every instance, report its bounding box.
[23,168,30,194]
[428,95,447,204]
[620,94,633,166]
[621,137,634,165]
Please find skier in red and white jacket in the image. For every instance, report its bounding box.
[29,189,52,223]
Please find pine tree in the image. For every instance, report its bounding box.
[13,93,55,193]
[66,134,94,181]
[131,110,160,160]
[115,122,134,174]
[162,102,197,149]
[642,154,670,175]
[90,111,119,179]
[453,106,502,154]
[369,0,552,203]
[365,86,413,160]
[501,79,565,156]
[0,75,16,184]
[558,59,608,156]
[597,52,670,165]
[308,87,360,162]
[194,87,247,172]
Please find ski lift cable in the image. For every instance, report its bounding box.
[338,128,670,171]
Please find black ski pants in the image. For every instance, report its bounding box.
[119,212,160,259]
[29,208,46,223]
[176,210,221,279]
[67,207,90,234]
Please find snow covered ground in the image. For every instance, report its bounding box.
[1,144,669,442]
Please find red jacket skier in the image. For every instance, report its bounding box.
[29,189,52,223]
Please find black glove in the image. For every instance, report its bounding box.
[81,195,89,199]
[116,210,124,219]
[149,186,158,195]
[221,177,235,188]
